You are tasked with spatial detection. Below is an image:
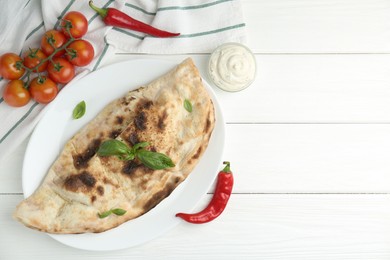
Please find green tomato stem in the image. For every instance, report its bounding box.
[21,36,76,88]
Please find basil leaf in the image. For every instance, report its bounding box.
[98,210,112,219]
[136,149,175,170]
[111,208,127,216]
[97,140,133,159]
[98,208,126,218]
[184,99,192,113]
[73,101,86,119]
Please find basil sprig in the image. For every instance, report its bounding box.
[97,140,175,170]
[72,100,86,119]
[98,208,127,219]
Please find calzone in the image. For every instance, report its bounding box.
[14,58,215,233]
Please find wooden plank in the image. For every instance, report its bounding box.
[242,0,390,53]
[3,124,390,194]
[225,124,390,193]
[212,54,390,123]
[2,194,390,259]
[111,54,390,123]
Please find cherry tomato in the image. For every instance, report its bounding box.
[29,76,58,104]
[2,80,30,107]
[47,57,75,84]
[23,48,48,72]
[65,40,94,66]
[0,53,25,80]
[41,30,67,57]
[61,11,88,39]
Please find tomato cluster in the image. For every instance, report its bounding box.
[1,11,94,107]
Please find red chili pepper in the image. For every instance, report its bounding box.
[89,1,180,38]
[176,161,233,224]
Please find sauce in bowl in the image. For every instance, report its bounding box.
[208,43,256,92]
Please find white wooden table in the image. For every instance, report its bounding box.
[2,0,390,259]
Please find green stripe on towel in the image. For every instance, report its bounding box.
[54,0,76,29]
[125,3,157,16]
[112,27,144,40]
[24,0,32,9]
[125,0,234,15]
[176,23,245,38]
[25,21,44,41]
[159,0,234,11]
[93,40,110,71]
[114,23,245,40]
[0,102,39,144]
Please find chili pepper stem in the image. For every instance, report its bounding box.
[89,1,108,18]
[222,161,231,173]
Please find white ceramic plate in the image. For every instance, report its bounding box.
[22,58,225,251]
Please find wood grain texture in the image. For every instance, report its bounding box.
[243,0,390,53]
[2,194,390,259]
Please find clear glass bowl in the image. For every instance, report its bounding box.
[208,42,257,92]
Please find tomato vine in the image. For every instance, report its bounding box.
[1,11,94,106]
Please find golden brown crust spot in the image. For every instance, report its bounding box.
[64,171,96,192]
[97,186,104,196]
[133,99,154,131]
[116,116,124,125]
[127,133,140,145]
[157,110,168,130]
[134,111,147,130]
[143,182,176,212]
[174,177,181,184]
[204,118,211,133]
[192,146,203,160]
[109,129,121,139]
[73,139,101,169]
[121,160,153,178]
[121,161,141,177]
[103,177,119,188]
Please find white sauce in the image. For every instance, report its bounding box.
[209,43,256,92]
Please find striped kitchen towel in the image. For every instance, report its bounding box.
[106,0,247,53]
[0,0,246,161]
